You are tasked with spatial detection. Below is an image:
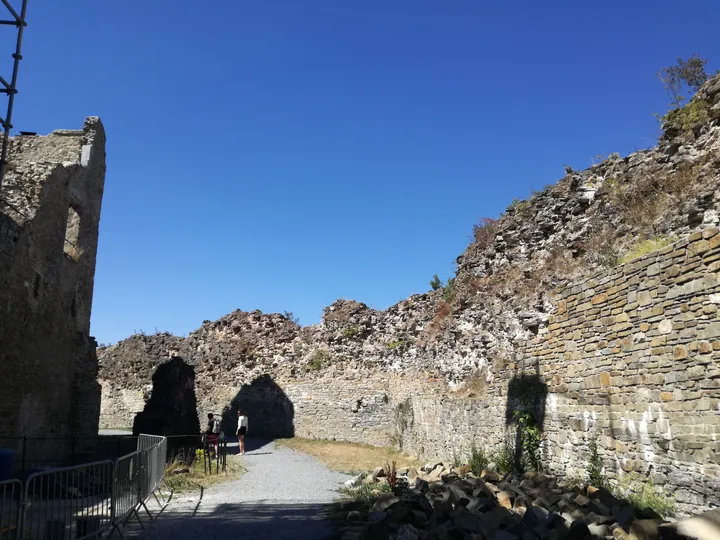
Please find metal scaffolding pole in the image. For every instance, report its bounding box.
[0,0,27,188]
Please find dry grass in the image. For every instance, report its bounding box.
[450,368,489,398]
[276,438,423,474]
[164,454,244,493]
[473,217,498,248]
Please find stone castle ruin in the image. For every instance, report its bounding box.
[0,117,107,459]
[100,74,720,515]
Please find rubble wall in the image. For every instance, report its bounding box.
[99,232,720,514]
[0,119,107,452]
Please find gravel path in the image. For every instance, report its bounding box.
[129,438,351,540]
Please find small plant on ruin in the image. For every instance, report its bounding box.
[472,217,497,249]
[443,277,456,302]
[307,349,331,371]
[384,460,398,488]
[617,473,676,517]
[602,161,705,231]
[430,274,442,291]
[469,444,488,476]
[283,311,300,325]
[342,326,360,339]
[386,340,405,350]
[586,437,607,489]
[427,300,453,336]
[451,452,463,469]
[508,198,530,214]
[656,54,710,134]
[564,164,575,175]
[490,442,515,475]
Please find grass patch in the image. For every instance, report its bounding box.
[616,473,675,517]
[164,454,244,493]
[618,237,673,264]
[276,438,422,475]
[338,482,391,511]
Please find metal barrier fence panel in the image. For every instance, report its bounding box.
[156,438,167,485]
[23,461,114,540]
[0,436,170,540]
[0,436,138,475]
[112,452,141,526]
[0,480,22,540]
[136,435,163,453]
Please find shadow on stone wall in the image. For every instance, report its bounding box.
[133,357,201,453]
[221,374,294,452]
[506,363,548,471]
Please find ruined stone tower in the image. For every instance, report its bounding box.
[0,117,106,452]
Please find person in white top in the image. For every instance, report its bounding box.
[237,410,249,455]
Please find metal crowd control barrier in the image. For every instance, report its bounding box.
[0,434,170,540]
[0,479,23,540]
[23,461,113,540]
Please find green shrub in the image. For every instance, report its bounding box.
[587,437,607,489]
[443,278,456,302]
[515,411,542,472]
[619,237,673,264]
[430,274,442,291]
[307,349,331,371]
[342,326,360,339]
[469,444,488,476]
[386,340,405,350]
[662,99,710,134]
[490,443,514,475]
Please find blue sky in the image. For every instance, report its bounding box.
[8,0,719,344]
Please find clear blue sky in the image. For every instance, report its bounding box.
[9,0,719,344]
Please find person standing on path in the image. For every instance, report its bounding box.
[237,410,249,455]
[206,413,220,457]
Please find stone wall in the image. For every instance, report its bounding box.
[100,231,720,514]
[0,118,107,458]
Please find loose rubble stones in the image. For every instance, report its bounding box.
[339,464,685,540]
